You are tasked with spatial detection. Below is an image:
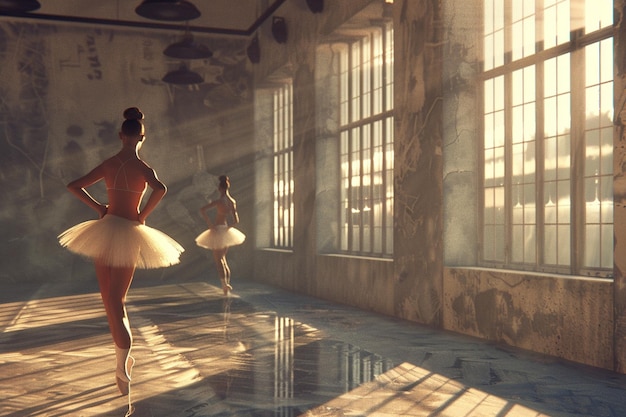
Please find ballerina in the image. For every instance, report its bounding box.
[58,107,184,414]
[196,175,245,295]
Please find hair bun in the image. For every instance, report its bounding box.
[218,175,230,188]
[123,107,144,120]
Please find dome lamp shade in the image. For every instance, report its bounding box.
[162,63,204,85]
[164,33,212,59]
[136,0,201,21]
[0,0,40,12]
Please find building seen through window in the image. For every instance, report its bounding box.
[272,83,294,249]
[482,0,613,275]
[337,22,394,257]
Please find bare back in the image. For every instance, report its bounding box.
[200,191,238,228]
[213,195,237,226]
[103,155,149,219]
[67,149,166,223]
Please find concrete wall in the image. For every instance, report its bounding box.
[612,0,626,374]
[0,19,255,284]
[315,256,396,317]
[443,268,614,370]
[251,0,626,373]
[1,0,625,373]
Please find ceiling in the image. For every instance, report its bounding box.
[0,0,287,36]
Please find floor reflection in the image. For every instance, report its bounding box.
[195,297,395,416]
[0,280,564,416]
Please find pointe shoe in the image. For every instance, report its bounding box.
[115,346,135,396]
[116,356,135,395]
[220,279,232,295]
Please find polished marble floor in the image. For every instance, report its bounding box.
[1,275,626,417]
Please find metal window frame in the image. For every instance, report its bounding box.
[337,24,394,258]
[272,83,294,249]
[479,0,614,277]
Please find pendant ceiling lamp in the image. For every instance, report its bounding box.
[162,63,203,85]
[246,35,260,64]
[305,0,323,13]
[136,0,201,21]
[0,0,40,12]
[272,17,287,44]
[164,32,212,60]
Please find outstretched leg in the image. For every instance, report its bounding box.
[95,261,136,395]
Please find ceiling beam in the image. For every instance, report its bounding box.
[0,0,287,37]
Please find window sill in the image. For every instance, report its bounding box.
[447,266,613,283]
[256,247,293,254]
[321,253,394,262]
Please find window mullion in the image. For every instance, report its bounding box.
[570,36,586,275]
[288,85,293,248]
[503,2,513,265]
[535,60,545,268]
[359,128,365,253]
[280,157,285,246]
[535,0,545,269]
[347,44,354,252]
[381,26,389,255]
[281,90,287,247]
[288,84,294,247]
[504,72,513,265]
[369,32,375,254]
[368,29,372,252]
[358,39,365,253]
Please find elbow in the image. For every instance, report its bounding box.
[66,181,80,192]
[156,182,167,196]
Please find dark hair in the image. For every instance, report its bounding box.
[123,107,144,120]
[121,107,144,138]
[218,175,230,190]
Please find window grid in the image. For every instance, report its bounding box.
[483,75,506,262]
[543,0,570,50]
[511,65,537,264]
[339,24,394,257]
[272,84,294,249]
[481,0,613,276]
[511,0,536,60]
[583,38,614,269]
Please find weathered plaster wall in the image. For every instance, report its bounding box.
[3,0,619,373]
[613,0,626,373]
[442,0,480,266]
[252,0,625,373]
[254,0,388,296]
[252,0,449,329]
[393,0,444,326]
[443,268,614,369]
[0,20,254,284]
[316,256,396,316]
[438,1,624,372]
[252,249,296,289]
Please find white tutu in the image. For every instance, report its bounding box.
[58,214,184,269]
[195,225,245,250]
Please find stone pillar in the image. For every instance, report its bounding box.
[614,0,626,373]
[393,0,445,325]
[293,64,317,294]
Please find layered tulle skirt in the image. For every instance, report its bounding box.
[195,225,245,250]
[58,214,184,269]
